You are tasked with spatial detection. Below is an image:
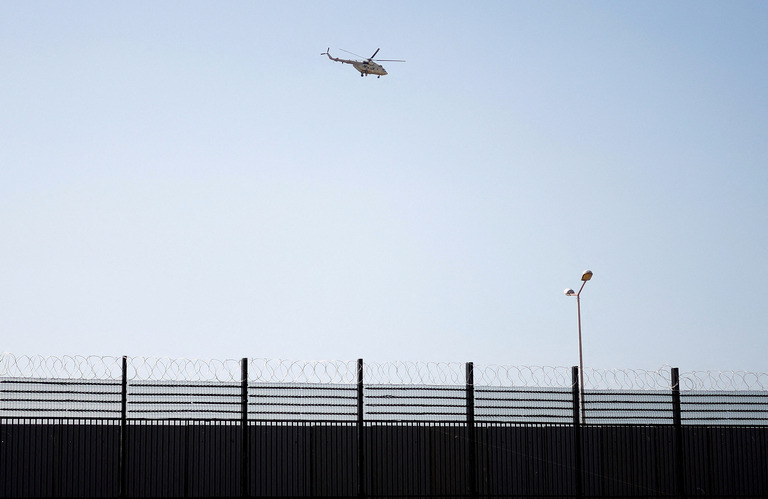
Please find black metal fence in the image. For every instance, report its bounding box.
[1,356,768,498]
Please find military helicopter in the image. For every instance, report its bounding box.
[321,48,405,78]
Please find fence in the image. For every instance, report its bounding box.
[1,354,768,498]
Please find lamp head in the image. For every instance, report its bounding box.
[581,270,593,282]
[564,288,576,296]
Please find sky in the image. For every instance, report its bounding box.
[2,1,767,373]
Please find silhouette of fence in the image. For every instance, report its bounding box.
[1,354,767,498]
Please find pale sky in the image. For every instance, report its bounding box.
[2,1,767,372]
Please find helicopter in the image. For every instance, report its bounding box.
[321,48,405,78]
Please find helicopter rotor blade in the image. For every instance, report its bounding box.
[339,48,366,59]
[336,48,404,63]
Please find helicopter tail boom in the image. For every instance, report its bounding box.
[321,48,356,65]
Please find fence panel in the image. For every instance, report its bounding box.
[585,390,674,425]
[125,420,242,498]
[249,383,357,421]
[249,421,356,498]
[682,426,768,498]
[364,384,466,422]
[0,418,119,498]
[581,425,678,498]
[0,378,121,419]
[681,391,768,425]
[129,381,241,421]
[476,423,577,498]
[365,422,469,498]
[475,387,573,423]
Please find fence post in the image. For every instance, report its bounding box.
[671,367,685,499]
[357,358,366,498]
[572,366,583,499]
[119,355,128,498]
[466,362,478,498]
[241,358,249,498]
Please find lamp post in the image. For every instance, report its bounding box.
[565,270,593,423]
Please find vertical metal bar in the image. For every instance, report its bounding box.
[241,358,249,498]
[52,417,60,498]
[183,423,190,498]
[671,367,682,427]
[572,366,583,499]
[672,367,686,499]
[309,424,316,497]
[357,358,366,498]
[466,362,478,498]
[119,355,128,498]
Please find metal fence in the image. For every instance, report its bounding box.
[2,355,767,424]
[1,354,768,498]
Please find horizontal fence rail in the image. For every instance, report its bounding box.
[2,354,768,498]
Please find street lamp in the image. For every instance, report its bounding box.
[565,270,593,423]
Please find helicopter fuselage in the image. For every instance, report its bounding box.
[353,61,387,76]
[322,49,391,77]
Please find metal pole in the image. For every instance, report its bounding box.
[566,271,592,425]
[576,281,587,424]
[671,367,685,499]
[119,355,128,498]
[241,358,249,498]
[466,362,477,498]
[357,358,365,499]
[571,366,583,499]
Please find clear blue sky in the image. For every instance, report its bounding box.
[2,1,767,372]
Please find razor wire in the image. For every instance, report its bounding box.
[0,353,124,380]
[248,358,358,384]
[363,361,466,385]
[583,366,674,390]
[0,354,358,383]
[128,358,360,383]
[2,353,768,391]
[127,357,242,382]
[474,365,574,388]
[680,370,768,391]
